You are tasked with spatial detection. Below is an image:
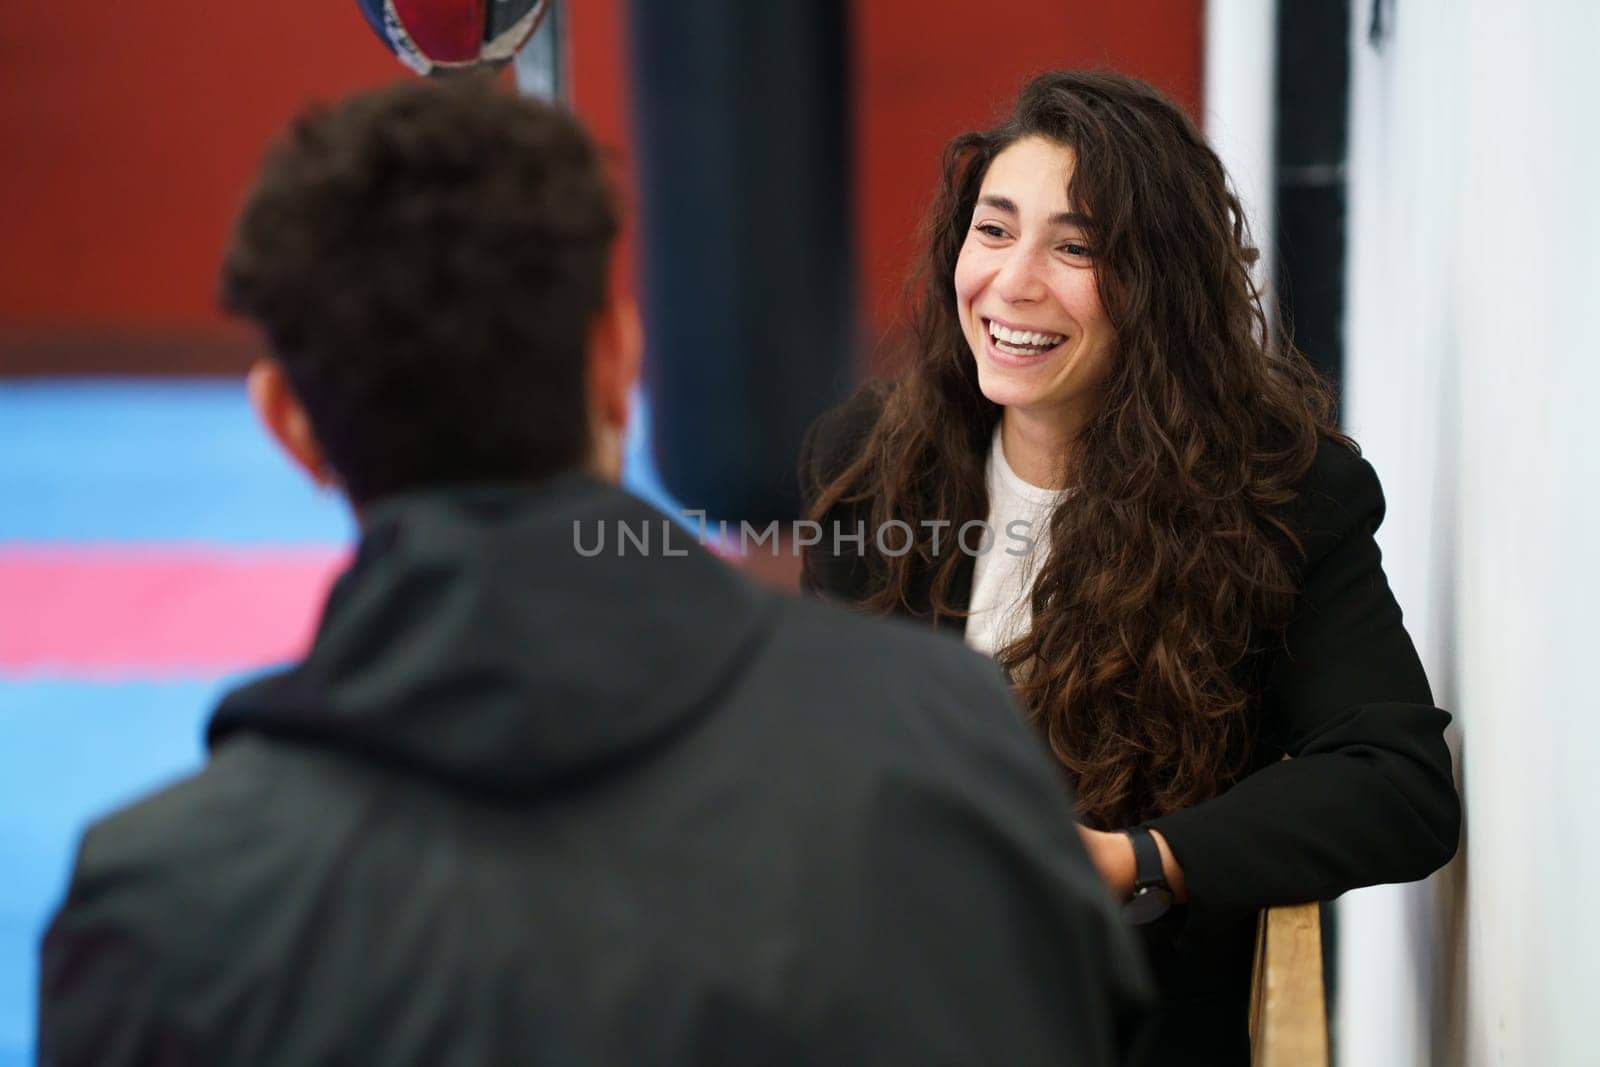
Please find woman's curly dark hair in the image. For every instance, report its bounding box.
[810,70,1347,828]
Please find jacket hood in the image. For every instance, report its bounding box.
[207,476,775,797]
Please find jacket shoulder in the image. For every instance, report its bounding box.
[65,745,255,870]
[72,739,311,869]
[39,740,321,1062]
[1287,436,1387,567]
[758,594,1037,772]
[47,740,345,975]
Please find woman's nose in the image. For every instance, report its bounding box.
[993,247,1047,304]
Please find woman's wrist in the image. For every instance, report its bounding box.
[1147,827,1188,901]
[1076,825,1137,897]
[1076,824,1189,903]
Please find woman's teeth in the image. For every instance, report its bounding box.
[988,320,1065,355]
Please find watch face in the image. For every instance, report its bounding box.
[1123,885,1175,925]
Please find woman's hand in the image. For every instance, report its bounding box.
[1075,825,1189,901]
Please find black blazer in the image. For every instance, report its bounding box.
[798,388,1462,1064]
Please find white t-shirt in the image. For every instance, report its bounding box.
[964,425,1071,659]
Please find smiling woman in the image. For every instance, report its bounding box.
[798,70,1460,1064]
[955,137,1117,486]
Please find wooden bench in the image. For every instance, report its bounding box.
[1248,903,1328,1066]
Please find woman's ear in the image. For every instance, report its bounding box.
[246,359,337,489]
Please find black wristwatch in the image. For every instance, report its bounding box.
[1122,827,1174,924]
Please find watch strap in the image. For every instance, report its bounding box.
[1127,826,1167,891]
[1122,827,1175,925]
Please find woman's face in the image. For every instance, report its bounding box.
[954,136,1116,430]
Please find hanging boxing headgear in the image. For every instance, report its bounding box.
[356,0,550,76]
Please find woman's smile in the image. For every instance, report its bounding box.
[982,316,1068,363]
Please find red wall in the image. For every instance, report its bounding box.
[0,0,631,373]
[562,0,636,314]
[0,3,404,347]
[0,0,1198,372]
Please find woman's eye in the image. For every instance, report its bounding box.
[975,224,1008,239]
[1061,243,1092,258]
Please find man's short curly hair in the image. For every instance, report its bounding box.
[222,78,619,505]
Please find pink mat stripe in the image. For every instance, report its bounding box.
[0,546,350,678]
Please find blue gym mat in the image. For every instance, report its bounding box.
[0,378,680,1063]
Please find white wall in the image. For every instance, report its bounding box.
[1340,2,1600,1063]
[1203,0,1278,291]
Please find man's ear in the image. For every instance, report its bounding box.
[246,359,336,489]
[587,295,643,435]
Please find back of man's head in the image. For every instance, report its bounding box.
[221,79,620,506]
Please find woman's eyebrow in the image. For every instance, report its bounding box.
[976,195,1088,227]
